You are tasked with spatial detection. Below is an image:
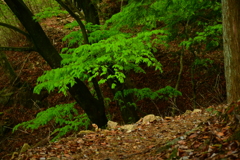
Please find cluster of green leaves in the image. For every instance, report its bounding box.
[108,0,222,51]
[13,103,91,141]
[62,21,85,46]
[62,21,121,46]
[34,28,169,95]
[115,86,182,102]
[106,0,212,30]
[114,86,182,110]
[193,58,213,67]
[180,23,222,51]
[33,6,68,22]
[34,0,222,97]
[205,107,221,116]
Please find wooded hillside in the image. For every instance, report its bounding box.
[1,0,240,159]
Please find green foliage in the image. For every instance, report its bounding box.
[105,0,160,30]
[193,58,213,67]
[64,20,80,30]
[29,0,222,138]
[115,86,182,102]
[107,0,222,51]
[34,29,168,95]
[85,23,101,33]
[88,28,121,44]
[180,24,222,50]
[13,103,91,141]
[62,22,121,47]
[33,7,68,22]
[205,107,221,115]
[62,30,84,47]
[114,86,182,110]
[62,21,85,46]
[106,0,219,29]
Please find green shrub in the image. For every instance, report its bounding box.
[13,103,91,141]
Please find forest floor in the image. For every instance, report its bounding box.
[8,105,240,159]
[0,16,235,159]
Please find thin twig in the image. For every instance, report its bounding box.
[4,126,29,134]
[151,100,161,116]
[12,53,31,86]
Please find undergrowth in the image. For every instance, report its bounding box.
[13,103,90,141]
[12,0,222,141]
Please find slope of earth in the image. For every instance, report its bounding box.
[0,15,226,159]
[10,106,240,160]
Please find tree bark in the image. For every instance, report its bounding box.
[222,0,240,103]
[4,0,61,69]
[56,0,106,115]
[76,0,100,25]
[56,0,89,44]
[75,0,139,123]
[4,0,108,128]
[0,51,17,83]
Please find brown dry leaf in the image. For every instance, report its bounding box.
[203,136,210,139]
[77,139,84,144]
[148,145,155,149]
[178,148,185,153]
[54,144,62,149]
[178,140,186,145]
[101,142,107,145]
[193,142,202,148]
[175,115,181,120]
[189,133,198,139]
[215,137,222,142]
[216,132,224,137]
[222,126,230,132]
[64,154,71,157]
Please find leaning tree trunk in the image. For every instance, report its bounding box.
[80,0,139,123]
[77,0,139,123]
[4,0,108,128]
[56,0,106,114]
[60,0,139,123]
[222,0,240,104]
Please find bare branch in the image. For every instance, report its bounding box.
[0,22,30,38]
[0,47,35,52]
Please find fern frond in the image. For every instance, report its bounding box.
[13,103,91,141]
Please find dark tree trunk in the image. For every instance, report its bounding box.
[68,78,107,127]
[222,0,240,103]
[56,0,106,117]
[4,0,108,128]
[76,0,100,25]
[56,0,89,44]
[75,0,139,123]
[77,0,139,123]
[4,0,61,69]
